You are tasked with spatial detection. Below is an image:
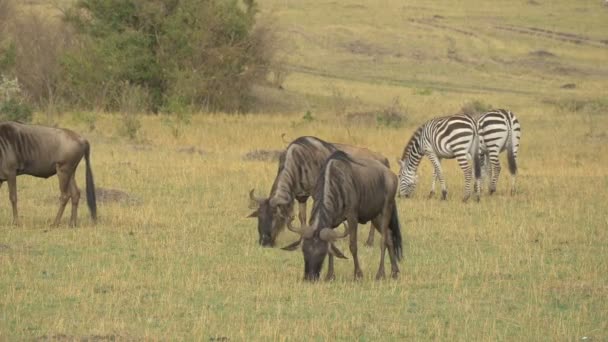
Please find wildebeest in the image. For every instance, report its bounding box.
[0,121,97,227]
[248,136,389,247]
[282,151,403,281]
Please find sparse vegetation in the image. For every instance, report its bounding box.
[459,99,494,116]
[0,0,607,341]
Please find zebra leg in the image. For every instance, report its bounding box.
[456,155,473,202]
[489,151,501,195]
[7,173,19,226]
[429,160,442,198]
[428,154,447,200]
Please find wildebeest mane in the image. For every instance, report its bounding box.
[310,151,362,229]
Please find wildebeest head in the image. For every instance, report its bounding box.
[282,218,348,281]
[397,159,418,198]
[248,189,290,247]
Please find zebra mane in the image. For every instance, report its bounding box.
[401,125,424,161]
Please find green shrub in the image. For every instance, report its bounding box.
[0,98,32,122]
[460,100,493,116]
[302,110,314,122]
[59,0,274,113]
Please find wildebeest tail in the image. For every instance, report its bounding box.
[84,141,97,222]
[389,202,403,261]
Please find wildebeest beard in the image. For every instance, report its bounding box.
[302,234,329,281]
[254,198,293,247]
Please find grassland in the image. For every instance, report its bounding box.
[1,0,608,340]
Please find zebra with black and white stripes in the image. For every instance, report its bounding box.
[397,113,482,202]
[474,109,521,195]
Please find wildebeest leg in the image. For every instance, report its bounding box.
[383,203,400,279]
[348,219,363,279]
[373,216,386,280]
[52,164,73,227]
[68,176,81,228]
[7,173,19,226]
[365,223,375,247]
[296,197,308,226]
[325,254,335,281]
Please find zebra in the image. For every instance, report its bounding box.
[397,113,481,202]
[474,109,521,195]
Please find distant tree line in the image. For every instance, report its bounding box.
[0,0,278,117]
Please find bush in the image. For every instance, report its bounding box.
[0,2,72,111]
[59,0,275,113]
[0,75,32,122]
[459,100,493,116]
[0,98,32,122]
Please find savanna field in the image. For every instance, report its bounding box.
[1,0,608,340]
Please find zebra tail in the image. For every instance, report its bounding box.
[389,202,403,261]
[507,112,519,176]
[473,133,482,181]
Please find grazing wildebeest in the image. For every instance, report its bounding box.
[248,136,389,247]
[0,121,97,227]
[472,109,521,195]
[282,151,403,281]
[397,113,481,202]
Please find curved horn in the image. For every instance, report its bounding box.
[319,225,349,242]
[287,216,302,234]
[287,217,314,238]
[249,189,264,208]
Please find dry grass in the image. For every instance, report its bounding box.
[1,0,608,340]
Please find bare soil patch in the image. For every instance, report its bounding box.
[95,187,141,205]
[529,50,556,58]
[177,146,206,157]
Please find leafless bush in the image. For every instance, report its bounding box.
[1,1,73,113]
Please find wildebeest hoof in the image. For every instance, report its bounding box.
[375,271,386,280]
[354,271,364,280]
[12,220,21,227]
[325,274,335,282]
[391,271,399,280]
[365,239,374,247]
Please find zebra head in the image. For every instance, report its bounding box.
[397,159,418,198]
